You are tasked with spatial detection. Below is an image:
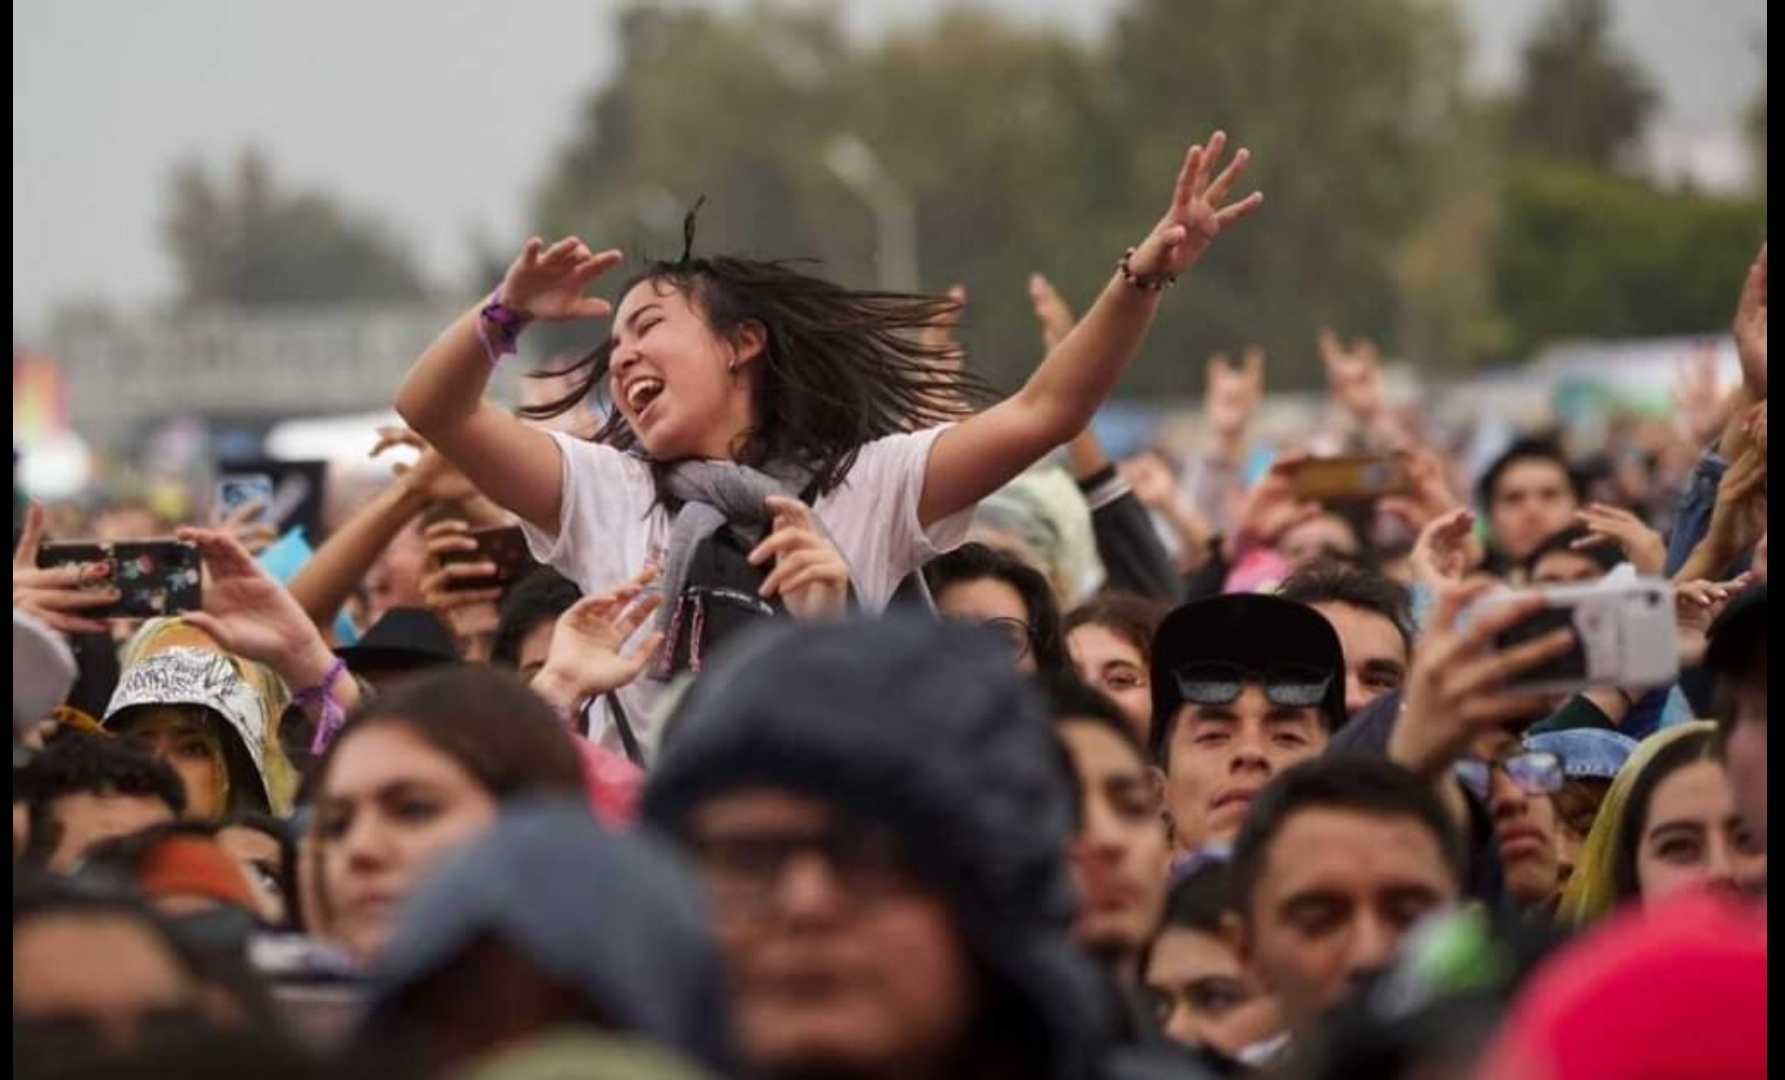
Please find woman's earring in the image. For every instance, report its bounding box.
[726,359,740,375]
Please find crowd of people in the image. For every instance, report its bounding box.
[11,131,1768,1079]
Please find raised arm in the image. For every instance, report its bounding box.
[394,238,622,532]
[919,132,1263,528]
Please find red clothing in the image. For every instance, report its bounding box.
[572,736,643,826]
[1481,889,1766,1080]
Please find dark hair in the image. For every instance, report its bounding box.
[925,542,1068,671]
[1523,524,1623,579]
[16,732,186,867]
[1611,727,1721,903]
[1142,862,1239,986]
[1477,438,1585,510]
[1064,593,1170,665]
[1229,758,1465,922]
[1279,560,1414,656]
[520,245,996,497]
[310,667,584,804]
[1036,672,1146,763]
[490,568,583,669]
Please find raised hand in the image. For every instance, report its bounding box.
[372,426,484,507]
[418,519,504,613]
[178,527,334,683]
[533,565,665,705]
[1391,579,1577,779]
[1227,453,1321,559]
[499,237,624,323]
[1126,131,1263,283]
[749,496,850,622]
[11,503,116,636]
[1205,347,1264,450]
[211,499,278,558]
[1675,574,1753,667]
[1408,507,1482,592]
[1572,503,1667,577]
[1028,274,1079,352]
[1318,329,1387,420]
[1710,443,1768,555]
[1733,243,1766,397]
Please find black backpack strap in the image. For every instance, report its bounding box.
[604,692,646,767]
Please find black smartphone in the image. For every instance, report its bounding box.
[36,540,203,619]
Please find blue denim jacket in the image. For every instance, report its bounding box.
[1664,448,1730,577]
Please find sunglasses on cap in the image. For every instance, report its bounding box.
[1172,661,1335,709]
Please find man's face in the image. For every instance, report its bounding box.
[1238,807,1459,1039]
[685,790,979,1077]
[45,791,175,874]
[1059,720,1169,962]
[1145,926,1280,1058]
[1476,733,1562,908]
[1163,687,1328,854]
[14,912,198,1049]
[1309,602,1407,718]
[1489,460,1579,562]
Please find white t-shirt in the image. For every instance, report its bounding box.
[521,425,971,755]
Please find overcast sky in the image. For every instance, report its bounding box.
[12,0,1766,338]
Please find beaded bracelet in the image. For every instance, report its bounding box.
[1118,247,1177,292]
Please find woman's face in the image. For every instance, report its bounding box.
[1067,623,1152,743]
[119,709,223,820]
[610,281,756,462]
[936,578,1036,674]
[315,722,500,962]
[218,825,287,926]
[1634,759,1767,905]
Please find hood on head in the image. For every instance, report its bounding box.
[367,799,734,1074]
[644,616,1114,1080]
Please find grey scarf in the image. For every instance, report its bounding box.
[650,460,855,678]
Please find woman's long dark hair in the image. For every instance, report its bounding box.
[520,214,997,497]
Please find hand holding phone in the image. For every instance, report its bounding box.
[217,473,276,523]
[1465,578,1678,694]
[435,525,537,594]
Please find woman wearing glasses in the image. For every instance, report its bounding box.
[924,542,1068,674]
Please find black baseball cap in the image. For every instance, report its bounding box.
[1149,593,1348,760]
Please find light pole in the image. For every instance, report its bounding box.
[825,134,919,292]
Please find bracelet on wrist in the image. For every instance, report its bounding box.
[1117,248,1177,292]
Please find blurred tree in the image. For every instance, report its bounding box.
[162,149,425,308]
[1492,159,1766,356]
[1509,0,1658,170]
[1103,0,1473,390]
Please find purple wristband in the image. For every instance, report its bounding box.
[477,288,531,367]
[293,657,349,755]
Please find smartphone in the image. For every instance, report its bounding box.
[36,540,203,619]
[1466,578,1678,694]
[217,473,276,522]
[1289,455,1409,502]
[438,525,538,594]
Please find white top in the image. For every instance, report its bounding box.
[521,425,972,755]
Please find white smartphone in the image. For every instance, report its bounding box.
[1464,577,1678,694]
